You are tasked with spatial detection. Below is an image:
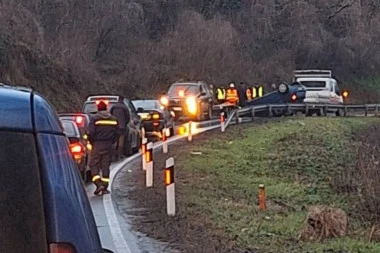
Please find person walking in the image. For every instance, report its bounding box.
[88,100,120,195]
[110,96,131,160]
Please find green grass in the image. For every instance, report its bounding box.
[178,117,380,253]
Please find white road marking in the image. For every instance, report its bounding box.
[98,123,221,253]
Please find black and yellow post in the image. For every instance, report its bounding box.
[165,157,176,216]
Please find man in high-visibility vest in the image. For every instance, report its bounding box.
[217,87,226,102]
[226,83,239,105]
[88,101,120,195]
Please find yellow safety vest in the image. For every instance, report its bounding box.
[252,87,257,98]
[217,88,226,100]
[258,86,264,97]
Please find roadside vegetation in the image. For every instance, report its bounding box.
[174,117,380,252]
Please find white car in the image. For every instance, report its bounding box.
[294,70,344,116]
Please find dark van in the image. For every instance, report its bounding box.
[0,84,112,253]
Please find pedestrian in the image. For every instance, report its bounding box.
[237,82,247,107]
[88,100,120,195]
[110,95,131,160]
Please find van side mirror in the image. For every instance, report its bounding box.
[200,91,206,96]
[103,249,113,253]
[137,107,144,112]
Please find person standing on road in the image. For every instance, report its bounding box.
[110,96,131,160]
[88,100,120,195]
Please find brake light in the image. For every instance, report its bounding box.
[70,144,83,153]
[95,99,109,105]
[75,116,84,125]
[152,113,160,119]
[291,94,297,102]
[49,243,77,253]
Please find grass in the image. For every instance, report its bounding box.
[177,117,380,253]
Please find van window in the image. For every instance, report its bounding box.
[0,131,48,253]
[299,81,326,88]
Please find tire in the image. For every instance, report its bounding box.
[169,125,175,137]
[124,133,132,156]
[132,134,140,153]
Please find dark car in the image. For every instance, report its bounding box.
[132,99,175,137]
[82,96,141,155]
[0,84,111,253]
[59,113,91,136]
[161,81,214,121]
[61,119,91,182]
[245,82,306,116]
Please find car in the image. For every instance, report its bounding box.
[160,81,214,121]
[58,113,91,136]
[132,99,176,137]
[0,84,112,253]
[293,69,345,116]
[82,96,141,156]
[61,119,91,182]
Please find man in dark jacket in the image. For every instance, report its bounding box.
[88,100,120,195]
[237,82,247,108]
[110,96,131,160]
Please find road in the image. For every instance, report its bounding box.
[85,121,221,253]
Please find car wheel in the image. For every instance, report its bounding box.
[132,134,140,153]
[170,124,175,137]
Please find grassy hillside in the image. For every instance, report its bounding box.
[174,117,380,252]
[2,1,380,108]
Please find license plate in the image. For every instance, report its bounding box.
[173,107,182,111]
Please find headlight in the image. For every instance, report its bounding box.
[186,96,197,115]
[278,83,288,94]
[160,96,169,106]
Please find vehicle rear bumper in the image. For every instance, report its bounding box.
[142,120,165,133]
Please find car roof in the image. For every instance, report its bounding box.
[0,84,63,134]
[172,82,201,86]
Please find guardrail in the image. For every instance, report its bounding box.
[218,103,380,129]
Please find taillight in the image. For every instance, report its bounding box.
[291,93,297,102]
[49,243,77,253]
[69,143,85,160]
[75,115,84,125]
[95,99,109,105]
[152,113,160,119]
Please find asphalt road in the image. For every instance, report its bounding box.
[85,122,221,253]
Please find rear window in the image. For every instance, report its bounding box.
[168,84,200,97]
[0,131,47,253]
[62,121,78,137]
[132,100,160,110]
[299,81,327,88]
[83,102,117,114]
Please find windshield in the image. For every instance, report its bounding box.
[62,121,78,137]
[132,100,160,110]
[299,81,327,88]
[168,84,200,97]
[83,102,117,114]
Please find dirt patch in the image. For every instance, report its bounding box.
[113,127,256,253]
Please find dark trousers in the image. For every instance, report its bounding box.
[89,143,112,189]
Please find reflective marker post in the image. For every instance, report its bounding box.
[188,121,193,142]
[141,137,147,171]
[165,157,175,216]
[146,142,153,187]
[162,128,168,154]
[220,112,225,132]
[259,184,266,211]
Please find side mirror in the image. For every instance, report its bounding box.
[200,91,206,96]
[103,249,114,253]
[137,107,144,112]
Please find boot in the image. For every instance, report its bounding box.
[93,180,105,195]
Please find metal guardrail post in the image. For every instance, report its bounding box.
[344,106,347,117]
[305,104,309,116]
[235,110,240,124]
[286,104,291,116]
[376,105,379,116]
[251,107,255,121]
[365,105,368,116]
[323,105,328,116]
[268,105,272,118]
